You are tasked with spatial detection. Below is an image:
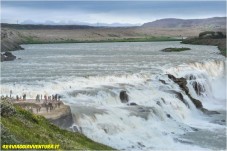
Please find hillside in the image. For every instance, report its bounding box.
[142,17,226,28]
[1,28,24,52]
[0,99,113,150]
[1,23,95,30]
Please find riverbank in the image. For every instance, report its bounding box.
[182,38,226,56]
[1,27,180,52]
[0,99,114,150]
[2,23,220,52]
[182,31,226,57]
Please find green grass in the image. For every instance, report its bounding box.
[161,47,191,52]
[22,36,180,44]
[1,100,114,150]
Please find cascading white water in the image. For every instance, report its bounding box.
[67,60,226,150]
[167,60,226,110]
[0,42,226,150]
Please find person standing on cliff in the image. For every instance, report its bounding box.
[16,95,19,101]
[54,94,58,100]
[10,90,12,98]
[23,94,26,101]
[44,95,47,101]
[36,94,38,102]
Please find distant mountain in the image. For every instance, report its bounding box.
[1,23,94,30]
[19,20,140,27]
[142,17,226,28]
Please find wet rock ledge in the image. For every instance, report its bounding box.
[13,100,74,130]
[39,104,73,129]
[167,74,220,115]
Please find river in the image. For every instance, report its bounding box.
[1,41,226,150]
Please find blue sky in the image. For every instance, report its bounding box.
[1,1,226,25]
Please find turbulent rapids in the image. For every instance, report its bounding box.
[69,60,226,150]
[1,42,226,150]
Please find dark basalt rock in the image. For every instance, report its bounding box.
[186,74,205,95]
[1,52,16,62]
[167,74,176,81]
[137,142,145,148]
[156,101,162,106]
[49,110,73,129]
[192,81,204,96]
[120,91,129,103]
[167,74,202,109]
[129,102,138,106]
[164,90,190,108]
[187,95,203,109]
[200,108,220,115]
[186,74,196,80]
[72,125,82,133]
[167,74,221,115]
[166,114,171,118]
[159,79,167,84]
[1,54,6,62]
[190,127,199,131]
[161,98,166,104]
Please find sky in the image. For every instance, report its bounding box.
[1,1,226,26]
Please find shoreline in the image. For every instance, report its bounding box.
[2,23,218,52]
[1,24,225,56]
[2,35,181,52]
[2,35,225,58]
[182,37,226,57]
[21,38,181,45]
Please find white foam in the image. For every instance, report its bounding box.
[1,60,226,150]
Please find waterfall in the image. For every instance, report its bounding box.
[67,60,226,150]
[167,60,226,110]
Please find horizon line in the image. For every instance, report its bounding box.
[1,16,226,27]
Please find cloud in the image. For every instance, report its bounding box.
[1,1,226,24]
[1,5,151,24]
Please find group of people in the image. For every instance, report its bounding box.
[42,99,62,113]
[2,90,62,102]
[1,90,64,113]
[16,94,27,101]
[1,93,26,101]
[35,94,61,102]
[42,94,62,112]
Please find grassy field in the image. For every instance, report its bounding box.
[22,35,180,44]
[1,99,114,150]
